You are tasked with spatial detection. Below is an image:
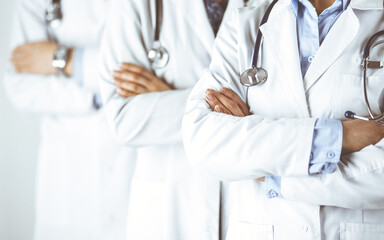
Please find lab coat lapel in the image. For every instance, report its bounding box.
[170,0,215,51]
[303,7,359,92]
[170,0,245,52]
[260,2,310,117]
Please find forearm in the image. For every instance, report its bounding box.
[183,73,317,181]
[103,87,191,147]
[4,69,97,115]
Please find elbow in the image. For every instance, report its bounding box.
[4,77,31,112]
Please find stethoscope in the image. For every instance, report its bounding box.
[148,0,250,69]
[345,30,384,125]
[147,0,169,69]
[240,0,384,125]
[45,0,62,43]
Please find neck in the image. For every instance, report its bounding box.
[309,0,336,15]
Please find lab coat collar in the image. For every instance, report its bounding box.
[170,0,245,53]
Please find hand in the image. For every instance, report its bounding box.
[10,41,74,76]
[112,63,172,98]
[341,119,384,155]
[256,177,265,182]
[205,87,250,117]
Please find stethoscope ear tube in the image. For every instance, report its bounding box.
[252,0,279,69]
[154,0,163,42]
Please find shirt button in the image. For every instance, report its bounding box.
[327,151,336,159]
[308,56,314,63]
[303,225,309,232]
[268,190,279,198]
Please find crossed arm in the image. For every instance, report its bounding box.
[205,87,384,156]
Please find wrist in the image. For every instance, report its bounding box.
[52,45,73,76]
[341,120,355,155]
[63,48,74,76]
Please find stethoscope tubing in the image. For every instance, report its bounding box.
[252,0,279,68]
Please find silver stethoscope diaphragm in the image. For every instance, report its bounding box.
[240,67,268,87]
[148,41,169,69]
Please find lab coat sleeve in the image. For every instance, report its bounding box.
[279,138,384,209]
[182,10,317,181]
[99,0,191,147]
[3,0,97,115]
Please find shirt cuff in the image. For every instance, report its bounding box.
[72,48,84,86]
[309,118,343,174]
[93,94,103,110]
[265,176,282,198]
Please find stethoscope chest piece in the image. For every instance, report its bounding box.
[45,0,62,29]
[240,67,268,87]
[148,41,169,69]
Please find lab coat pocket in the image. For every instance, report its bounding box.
[340,223,384,240]
[333,74,384,119]
[226,219,274,240]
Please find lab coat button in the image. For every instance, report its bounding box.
[303,225,309,232]
[326,151,336,159]
[308,56,314,62]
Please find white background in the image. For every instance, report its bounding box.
[0,0,40,239]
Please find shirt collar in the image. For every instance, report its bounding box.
[291,0,350,16]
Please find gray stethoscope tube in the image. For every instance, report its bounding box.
[240,0,278,87]
[147,0,170,69]
[45,0,62,43]
[345,30,384,125]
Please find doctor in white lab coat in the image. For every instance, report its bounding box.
[183,0,384,239]
[99,0,255,239]
[4,0,135,239]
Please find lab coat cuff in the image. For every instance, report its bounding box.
[265,176,282,198]
[308,118,343,175]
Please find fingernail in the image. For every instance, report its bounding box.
[214,105,223,113]
[206,93,213,100]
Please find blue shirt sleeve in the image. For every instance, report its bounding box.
[72,48,84,87]
[265,118,343,198]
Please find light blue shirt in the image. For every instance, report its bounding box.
[73,49,102,109]
[265,0,348,198]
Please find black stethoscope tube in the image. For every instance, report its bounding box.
[252,0,279,68]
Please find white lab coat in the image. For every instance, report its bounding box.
[99,0,252,239]
[183,0,384,239]
[4,0,135,239]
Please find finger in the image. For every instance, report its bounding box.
[119,62,155,80]
[205,90,222,110]
[220,87,249,115]
[114,79,147,94]
[214,104,232,115]
[209,89,245,117]
[205,89,232,115]
[116,88,137,98]
[113,70,151,86]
